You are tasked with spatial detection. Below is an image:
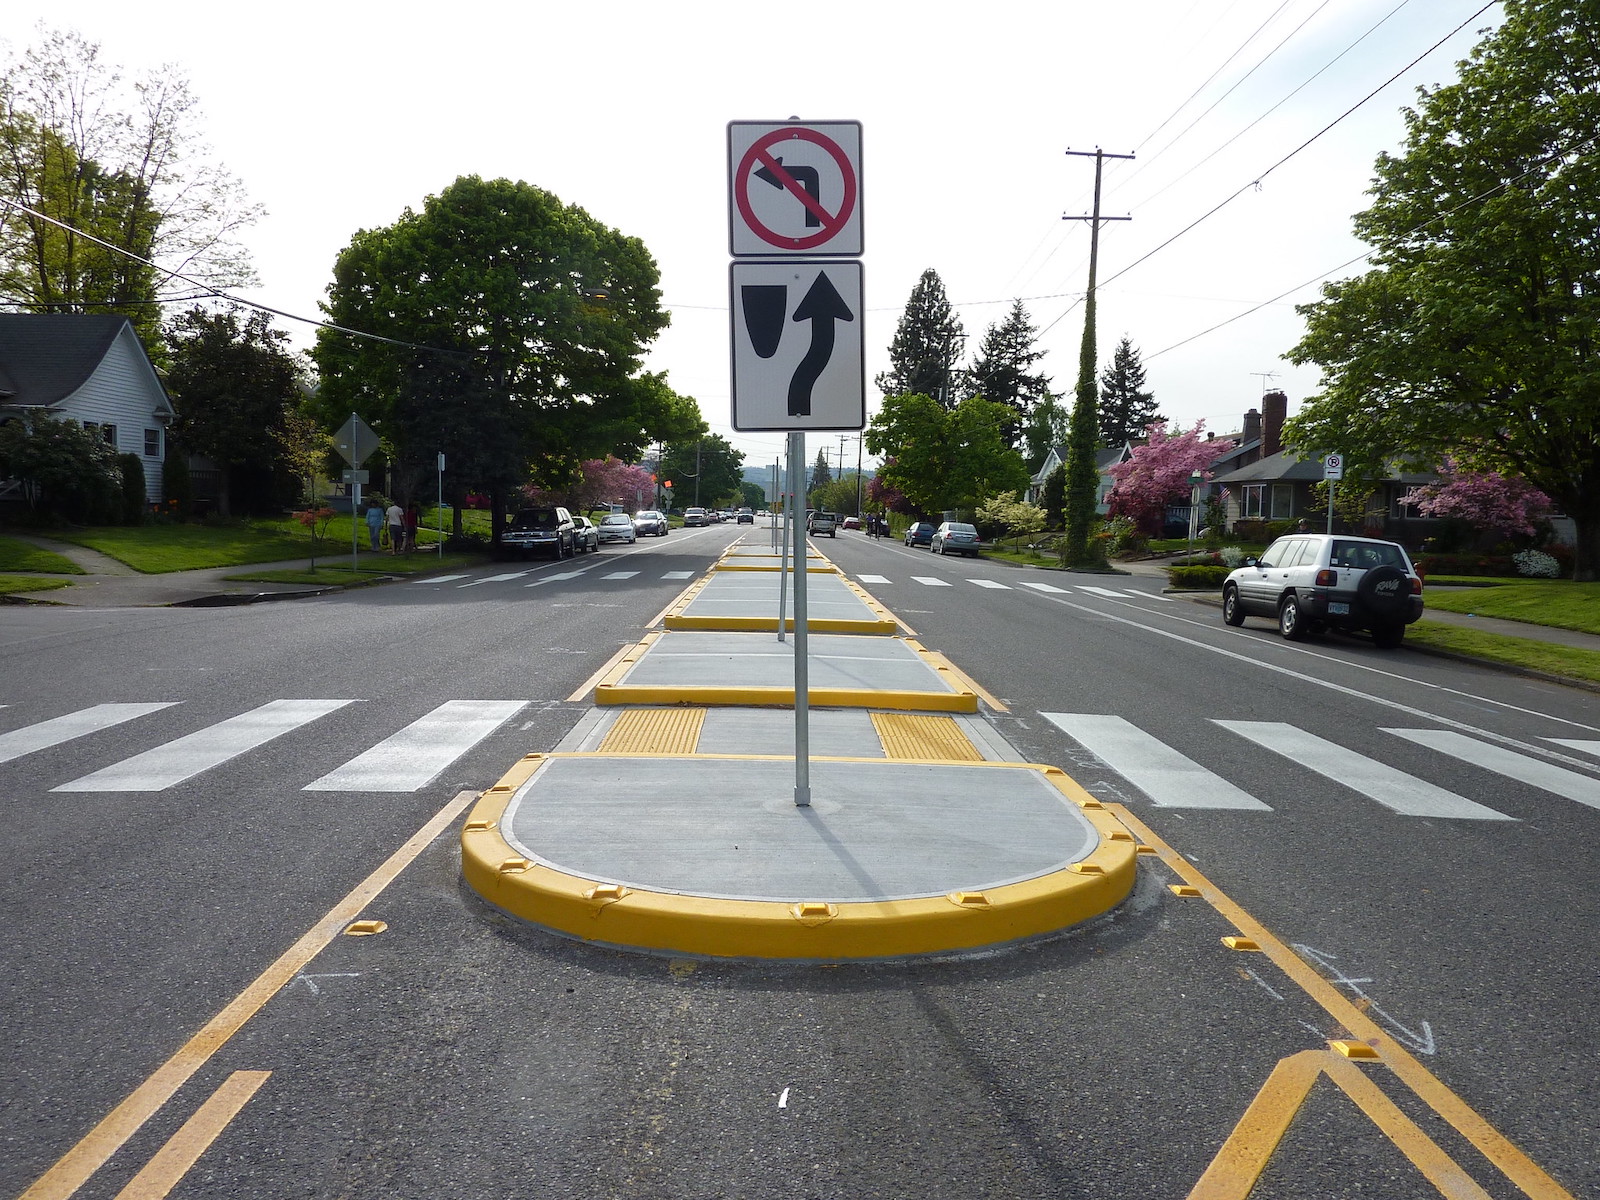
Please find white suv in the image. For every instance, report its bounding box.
[1222,533,1423,648]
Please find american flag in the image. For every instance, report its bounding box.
[1218,487,1232,502]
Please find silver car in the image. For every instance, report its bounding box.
[930,521,981,557]
[1222,532,1423,648]
[597,513,637,544]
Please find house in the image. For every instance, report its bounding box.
[1027,443,1133,512]
[0,314,172,504]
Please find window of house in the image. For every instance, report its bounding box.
[1242,484,1265,518]
[1271,483,1295,518]
[98,424,118,449]
[144,428,161,458]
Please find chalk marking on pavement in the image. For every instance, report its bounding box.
[292,972,362,996]
[1115,805,1574,1200]
[1293,944,1435,1055]
[778,1087,790,1109]
[110,1070,272,1200]
[0,703,176,765]
[20,788,481,1200]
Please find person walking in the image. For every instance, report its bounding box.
[365,499,384,551]
[385,499,404,555]
[403,502,420,553]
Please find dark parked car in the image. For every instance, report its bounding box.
[500,506,575,559]
[903,521,937,548]
[571,515,600,554]
[1222,532,1424,648]
[633,510,669,537]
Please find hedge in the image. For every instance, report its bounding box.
[1167,564,1231,589]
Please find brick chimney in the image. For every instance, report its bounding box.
[1242,407,1262,447]
[1262,390,1288,457]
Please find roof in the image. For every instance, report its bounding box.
[1213,450,1326,484]
[0,314,143,406]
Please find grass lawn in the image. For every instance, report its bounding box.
[1408,619,1600,686]
[1420,579,1600,636]
[226,549,487,585]
[0,575,72,596]
[0,537,84,574]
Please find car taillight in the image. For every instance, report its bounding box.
[1316,568,1338,586]
[1410,575,1423,594]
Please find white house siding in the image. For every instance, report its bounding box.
[62,325,171,503]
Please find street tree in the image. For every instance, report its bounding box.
[1097,336,1161,447]
[0,28,260,357]
[876,269,965,406]
[1400,459,1553,540]
[314,175,700,539]
[662,435,743,509]
[808,449,833,496]
[1286,0,1600,580]
[1105,421,1232,535]
[1021,392,1069,475]
[966,299,1050,448]
[865,391,1026,515]
[165,306,304,515]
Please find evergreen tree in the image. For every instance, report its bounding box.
[1060,292,1102,567]
[808,449,833,498]
[967,299,1050,449]
[1097,336,1160,447]
[875,268,965,407]
[1022,392,1069,475]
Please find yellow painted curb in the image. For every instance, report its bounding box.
[460,756,1137,960]
[662,615,900,634]
[594,683,978,713]
[713,562,838,573]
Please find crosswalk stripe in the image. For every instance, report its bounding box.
[304,701,526,792]
[603,571,640,580]
[1124,590,1174,602]
[968,579,1011,589]
[912,577,951,587]
[663,571,693,580]
[858,574,892,584]
[0,703,177,766]
[1387,729,1600,810]
[1042,713,1272,810]
[1078,586,1127,598]
[52,700,356,793]
[413,574,469,584]
[1548,738,1600,758]
[1018,580,1069,593]
[1216,721,1513,820]
[459,571,530,586]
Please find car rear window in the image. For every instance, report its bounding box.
[512,511,558,530]
[1332,541,1404,569]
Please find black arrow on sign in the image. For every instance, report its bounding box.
[788,272,854,417]
[754,158,822,228]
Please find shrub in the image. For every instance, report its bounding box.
[1168,564,1231,589]
[1415,553,1516,577]
[1220,545,1247,568]
[118,454,148,523]
[1512,549,1561,578]
[161,452,194,517]
[1099,515,1147,558]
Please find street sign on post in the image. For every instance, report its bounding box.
[730,260,864,431]
[1323,453,1344,480]
[729,121,862,257]
[334,413,379,467]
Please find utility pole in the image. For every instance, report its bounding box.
[1059,147,1133,567]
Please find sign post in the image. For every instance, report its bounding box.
[334,413,379,570]
[729,118,863,808]
[1323,453,1344,536]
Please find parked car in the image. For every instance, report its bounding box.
[1222,532,1424,648]
[930,521,981,557]
[683,507,710,527]
[842,516,861,530]
[500,506,575,560]
[571,515,600,553]
[903,521,937,548]
[807,511,838,537]
[737,508,754,524]
[633,510,669,537]
[597,513,637,544]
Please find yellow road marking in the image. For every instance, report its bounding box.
[1112,806,1575,1200]
[567,642,640,703]
[21,790,481,1200]
[112,1071,271,1200]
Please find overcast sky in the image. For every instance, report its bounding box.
[5,0,1501,472]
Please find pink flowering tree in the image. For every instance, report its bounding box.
[1106,421,1234,534]
[521,457,655,513]
[1401,460,1552,538]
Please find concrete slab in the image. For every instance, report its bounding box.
[665,571,897,633]
[696,708,888,757]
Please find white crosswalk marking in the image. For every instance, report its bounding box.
[53,700,355,792]
[1018,580,1068,594]
[968,579,1011,589]
[603,571,640,580]
[1123,590,1174,602]
[858,574,892,584]
[1078,586,1127,598]
[413,574,469,584]
[1387,729,1600,810]
[304,701,526,792]
[1215,721,1513,820]
[912,577,951,587]
[0,703,176,766]
[1548,738,1600,758]
[460,571,530,586]
[663,571,693,580]
[1043,713,1272,810]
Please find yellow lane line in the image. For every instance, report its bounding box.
[112,1071,271,1200]
[21,790,481,1200]
[1112,805,1575,1200]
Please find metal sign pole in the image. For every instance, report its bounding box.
[777,443,791,645]
[351,481,360,571]
[789,430,810,807]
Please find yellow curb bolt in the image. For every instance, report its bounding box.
[344,920,387,936]
[1222,936,1262,951]
[1169,885,1201,897]
[1330,1040,1381,1059]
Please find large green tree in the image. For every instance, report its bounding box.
[1097,336,1160,447]
[661,434,743,509]
[165,306,305,516]
[313,175,700,538]
[966,299,1050,448]
[0,28,259,358]
[875,269,965,407]
[864,392,1027,515]
[1287,0,1600,580]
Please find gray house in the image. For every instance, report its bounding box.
[0,315,173,503]
[1027,444,1133,512]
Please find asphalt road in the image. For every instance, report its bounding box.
[2,521,1592,1199]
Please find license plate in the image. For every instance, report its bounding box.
[1329,601,1350,615]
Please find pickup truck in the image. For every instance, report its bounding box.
[806,511,838,537]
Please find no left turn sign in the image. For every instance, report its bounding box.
[729,121,862,257]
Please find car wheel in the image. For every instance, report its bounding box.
[1371,624,1406,649]
[1278,593,1307,641]
[1223,586,1246,626]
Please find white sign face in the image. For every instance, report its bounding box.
[730,260,864,432]
[728,121,862,257]
[1323,453,1344,480]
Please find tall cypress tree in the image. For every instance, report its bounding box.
[967,299,1050,449]
[1060,291,1102,567]
[1097,336,1160,447]
[876,268,965,407]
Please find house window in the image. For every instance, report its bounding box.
[1242,484,1265,518]
[144,428,161,458]
[96,423,117,449]
[1271,484,1295,518]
